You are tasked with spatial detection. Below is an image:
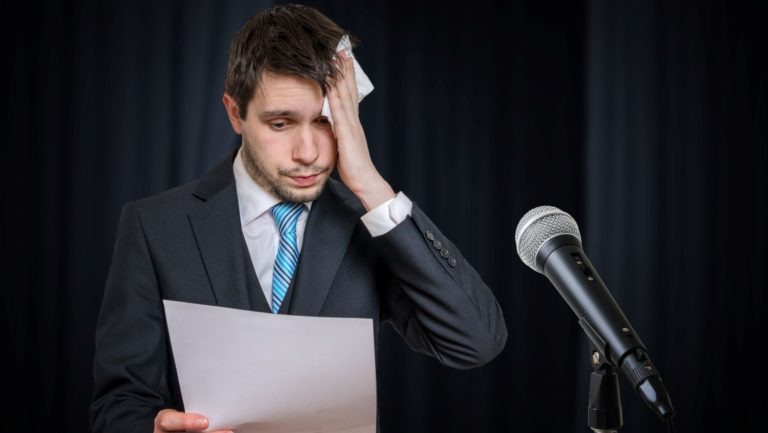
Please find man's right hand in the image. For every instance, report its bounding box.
[153,409,233,433]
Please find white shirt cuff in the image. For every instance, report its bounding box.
[360,192,413,237]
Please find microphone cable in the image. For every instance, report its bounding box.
[666,418,677,433]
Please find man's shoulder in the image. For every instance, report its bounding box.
[125,179,202,214]
[123,151,236,217]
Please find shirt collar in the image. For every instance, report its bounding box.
[233,148,312,227]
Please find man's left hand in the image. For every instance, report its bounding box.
[327,50,395,210]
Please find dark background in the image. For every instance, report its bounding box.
[2,0,766,432]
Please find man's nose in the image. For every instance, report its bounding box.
[292,126,320,165]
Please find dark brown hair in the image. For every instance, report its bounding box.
[224,4,355,118]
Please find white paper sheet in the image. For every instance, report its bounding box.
[163,300,377,433]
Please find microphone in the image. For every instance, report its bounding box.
[514,206,675,420]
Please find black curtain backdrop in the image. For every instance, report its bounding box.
[2,0,765,432]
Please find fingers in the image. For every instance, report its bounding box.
[154,409,211,432]
[333,50,358,113]
[335,49,354,80]
[339,50,358,101]
[327,81,352,134]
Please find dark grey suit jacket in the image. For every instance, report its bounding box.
[91,150,507,432]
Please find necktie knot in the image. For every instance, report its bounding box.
[272,202,304,235]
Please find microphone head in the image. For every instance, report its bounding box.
[515,205,581,273]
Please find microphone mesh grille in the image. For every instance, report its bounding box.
[515,206,581,273]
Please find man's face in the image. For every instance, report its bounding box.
[226,71,337,203]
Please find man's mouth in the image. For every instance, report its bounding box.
[288,173,321,187]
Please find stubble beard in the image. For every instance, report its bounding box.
[241,140,331,203]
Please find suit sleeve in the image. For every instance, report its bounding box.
[91,203,176,432]
[374,204,508,369]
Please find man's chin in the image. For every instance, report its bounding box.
[274,177,328,203]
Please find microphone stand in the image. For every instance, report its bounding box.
[587,343,623,433]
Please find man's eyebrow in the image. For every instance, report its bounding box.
[259,110,299,118]
[259,110,327,119]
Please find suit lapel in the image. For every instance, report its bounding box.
[187,151,270,312]
[287,180,361,316]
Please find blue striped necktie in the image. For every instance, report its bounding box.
[270,202,304,314]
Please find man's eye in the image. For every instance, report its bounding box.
[270,121,287,130]
[316,117,331,125]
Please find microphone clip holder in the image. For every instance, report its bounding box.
[587,343,623,433]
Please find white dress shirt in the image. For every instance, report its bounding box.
[233,148,413,306]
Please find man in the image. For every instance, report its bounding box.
[91,4,507,433]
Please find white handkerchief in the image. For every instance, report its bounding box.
[322,35,374,128]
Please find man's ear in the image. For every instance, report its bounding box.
[222,93,244,135]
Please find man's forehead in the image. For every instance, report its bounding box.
[256,71,323,96]
[251,71,324,115]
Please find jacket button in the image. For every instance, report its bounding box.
[425,230,435,241]
[440,249,450,258]
[448,257,457,267]
[432,240,442,249]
